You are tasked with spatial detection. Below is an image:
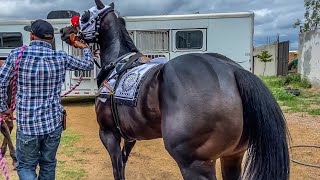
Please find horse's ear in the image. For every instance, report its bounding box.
[95,0,105,10]
[109,2,115,9]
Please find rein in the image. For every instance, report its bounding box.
[93,45,101,69]
[60,75,83,97]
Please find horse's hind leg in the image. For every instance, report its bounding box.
[178,160,217,180]
[122,140,136,165]
[164,137,217,179]
[220,151,245,180]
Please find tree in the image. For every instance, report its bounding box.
[256,50,273,76]
[293,0,320,33]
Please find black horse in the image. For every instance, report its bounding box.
[61,1,290,179]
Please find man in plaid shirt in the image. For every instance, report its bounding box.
[0,19,94,180]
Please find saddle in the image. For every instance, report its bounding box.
[96,52,149,88]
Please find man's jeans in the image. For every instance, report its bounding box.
[16,124,63,180]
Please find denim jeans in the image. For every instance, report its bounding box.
[16,124,63,180]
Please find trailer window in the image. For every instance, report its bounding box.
[0,32,23,48]
[176,30,203,50]
[136,31,169,52]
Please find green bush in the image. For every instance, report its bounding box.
[281,74,312,88]
[262,74,312,89]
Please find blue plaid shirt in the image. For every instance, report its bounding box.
[0,40,94,135]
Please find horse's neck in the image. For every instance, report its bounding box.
[99,37,131,67]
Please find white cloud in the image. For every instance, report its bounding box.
[254,8,272,17]
[0,1,17,16]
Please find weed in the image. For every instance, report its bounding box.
[308,109,320,116]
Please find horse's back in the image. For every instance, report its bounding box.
[160,53,245,160]
[161,53,243,98]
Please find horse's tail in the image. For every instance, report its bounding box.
[234,68,290,180]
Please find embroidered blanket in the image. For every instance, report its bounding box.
[98,57,167,106]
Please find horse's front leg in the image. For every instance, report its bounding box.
[1,121,17,169]
[0,122,7,156]
[2,120,14,152]
[0,120,12,156]
[99,128,125,180]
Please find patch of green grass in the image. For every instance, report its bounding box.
[260,74,320,115]
[311,99,320,105]
[308,109,320,116]
[56,130,87,180]
[62,168,86,180]
[270,87,296,101]
[56,161,87,180]
[58,130,81,156]
[61,132,80,145]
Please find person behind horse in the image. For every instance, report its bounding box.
[288,53,299,72]
[0,19,94,180]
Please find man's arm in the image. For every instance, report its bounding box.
[0,51,15,113]
[65,41,94,71]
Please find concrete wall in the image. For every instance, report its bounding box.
[298,30,320,87]
[253,42,278,76]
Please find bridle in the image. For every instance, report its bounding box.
[79,6,115,43]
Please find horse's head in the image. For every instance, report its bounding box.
[60,0,137,66]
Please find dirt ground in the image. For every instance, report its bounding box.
[1,99,320,180]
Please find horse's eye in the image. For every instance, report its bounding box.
[81,10,90,24]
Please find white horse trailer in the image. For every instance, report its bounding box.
[0,11,254,97]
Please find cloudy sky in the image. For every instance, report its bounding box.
[0,0,305,50]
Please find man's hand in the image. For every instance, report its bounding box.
[0,109,13,121]
[74,41,89,49]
